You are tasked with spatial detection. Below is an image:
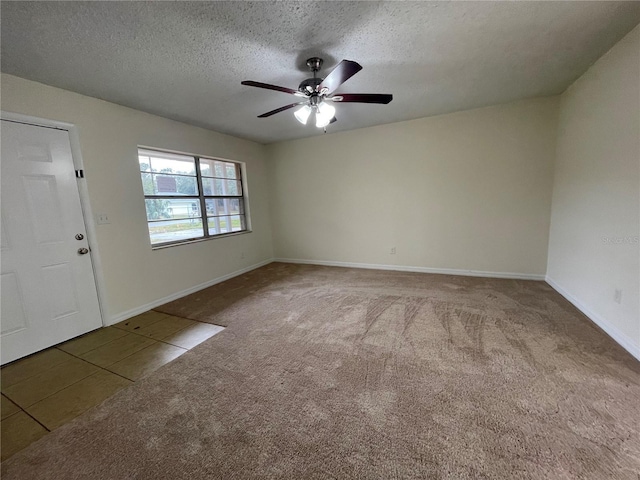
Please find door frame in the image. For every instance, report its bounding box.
[1,110,108,328]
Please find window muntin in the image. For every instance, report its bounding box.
[138,148,248,247]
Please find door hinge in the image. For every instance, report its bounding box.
[75,169,84,178]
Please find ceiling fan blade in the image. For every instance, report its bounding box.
[241,80,305,97]
[318,60,362,94]
[332,93,393,104]
[257,102,304,118]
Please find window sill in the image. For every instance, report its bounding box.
[150,229,252,250]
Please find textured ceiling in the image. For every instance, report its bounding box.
[2,1,640,144]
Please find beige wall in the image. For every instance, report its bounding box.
[267,97,559,277]
[1,74,273,323]
[547,25,640,355]
[3,25,637,358]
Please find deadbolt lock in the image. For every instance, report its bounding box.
[75,233,84,241]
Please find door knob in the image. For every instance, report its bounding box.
[78,248,89,255]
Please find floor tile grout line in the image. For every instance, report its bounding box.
[58,329,131,357]
[2,358,103,410]
[125,326,190,344]
[122,319,226,351]
[1,361,134,461]
[54,348,139,384]
[58,333,152,363]
[7,370,109,413]
[12,404,52,433]
[18,369,133,429]
[2,339,184,458]
[65,336,179,373]
[100,342,188,382]
[58,333,189,383]
[117,318,209,348]
[152,310,227,329]
[67,321,163,354]
[57,321,177,364]
[55,326,193,378]
[1,312,218,365]
[154,325,225,349]
[0,312,217,462]
[1,408,22,422]
[53,311,171,360]
[0,352,77,390]
[1,314,215,414]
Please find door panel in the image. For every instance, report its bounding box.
[42,263,80,320]
[0,272,28,335]
[1,120,102,364]
[23,174,66,244]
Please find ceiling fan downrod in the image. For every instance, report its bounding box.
[299,57,324,96]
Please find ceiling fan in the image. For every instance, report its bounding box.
[241,57,393,129]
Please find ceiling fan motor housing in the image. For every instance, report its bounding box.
[298,77,323,94]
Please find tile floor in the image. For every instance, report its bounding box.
[0,310,224,462]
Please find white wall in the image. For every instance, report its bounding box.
[267,97,559,278]
[547,25,640,357]
[1,74,273,324]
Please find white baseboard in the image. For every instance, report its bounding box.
[546,276,640,361]
[106,256,639,361]
[107,258,274,325]
[107,256,541,326]
[273,257,545,280]
[110,258,639,361]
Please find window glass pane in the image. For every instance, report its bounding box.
[230,215,244,232]
[226,179,241,195]
[144,174,198,196]
[145,199,200,221]
[205,198,243,216]
[139,155,151,172]
[148,219,204,245]
[207,215,245,235]
[141,172,154,195]
[202,177,219,196]
[139,149,196,175]
[144,198,171,221]
[202,178,241,196]
[225,163,238,179]
[199,159,223,178]
[199,159,238,179]
[207,216,227,235]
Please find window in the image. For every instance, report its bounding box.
[138,148,248,247]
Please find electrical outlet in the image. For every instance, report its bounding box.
[390,247,396,255]
[97,213,110,225]
[614,289,622,304]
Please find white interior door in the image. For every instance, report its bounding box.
[1,119,102,364]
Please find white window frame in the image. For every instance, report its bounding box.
[138,147,251,248]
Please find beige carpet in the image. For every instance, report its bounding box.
[3,262,639,479]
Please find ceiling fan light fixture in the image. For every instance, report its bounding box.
[294,105,312,124]
[241,57,392,127]
[315,102,336,128]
